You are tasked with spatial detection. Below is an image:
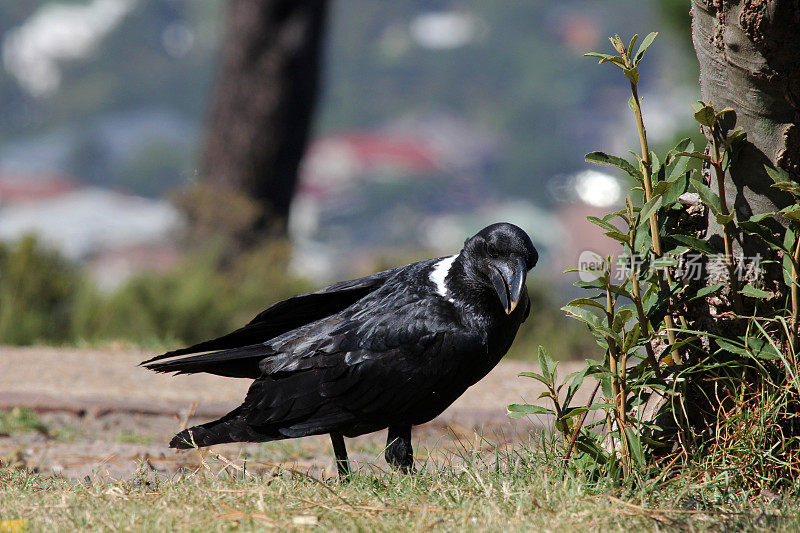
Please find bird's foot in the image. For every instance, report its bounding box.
[385,426,414,474]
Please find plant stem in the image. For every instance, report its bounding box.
[606,288,621,410]
[549,384,570,441]
[564,380,601,464]
[605,284,629,473]
[629,81,683,364]
[791,231,800,352]
[627,209,663,378]
[711,131,744,314]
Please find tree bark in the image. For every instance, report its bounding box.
[199,0,327,246]
[691,1,799,241]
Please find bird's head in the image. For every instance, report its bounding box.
[461,223,538,315]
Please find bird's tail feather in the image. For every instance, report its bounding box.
[170,407,282,449]
[143,344,269,378]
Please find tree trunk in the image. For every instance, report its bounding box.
[691,0,799,257]
[196,0,327,247]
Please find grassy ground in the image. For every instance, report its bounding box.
[2,442,799,532]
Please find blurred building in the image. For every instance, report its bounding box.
[0,172,182,289]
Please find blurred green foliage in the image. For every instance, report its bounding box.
[0,407,47,436]
[0,236,308,348]
[507,280,596,362]
[0,236,590,360]
[0,235,79,344]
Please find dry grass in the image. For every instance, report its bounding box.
[2,442,799,532]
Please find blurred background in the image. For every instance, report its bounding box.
[0,0,699,358]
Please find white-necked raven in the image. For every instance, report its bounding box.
[142,223,537,478]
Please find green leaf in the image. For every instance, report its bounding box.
[637,196,663,228]
[609,34,626,55]
[561,406,589,420]
[663,171,690,205]
[716,107,734,118]
[634,224,653,254]
[585,151,641,179]
[586,216,622,233]
[780,204,800,222]
[624,427,646,467]
[665,138,693,165]
[518,371,548,384]
[651,180,673,199]
[538,345,557,382]
[739,284,770,299]
[584,52,617,62]
[612,309,633,333]
[627,34,639,56]
[667,234,717,254]
[623,67,639,85]
[676,150,711,162]
[623,323,641,353]
[765,164,800,196]
[507,404,555,418]
[689,283,723,301]
[562,305,601,327]
[784,226,797,287]
[716,212,735,225]
[651,151,661,180]
[747,337,782,361]
[604,230,630,243]
[566,297,606,311]
[724,127,746,153]
[599,57,626,67]
[564,367,587,407]
[575,436,609,464]
[667,147,694,183]
[573,279,606,290]
[606,283,633,299]
[739,220,788,251]
[749,212,775,223]
[715,338,750,357]
[633,31,657,66]
[693,103,716,127]
[691,179,722,215]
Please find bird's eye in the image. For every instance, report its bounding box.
[487,243,498,257]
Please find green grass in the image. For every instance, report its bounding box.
[1,445,798,532]
[0,408,48,437]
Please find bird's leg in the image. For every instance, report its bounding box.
[330,432,351,481]
[385,425,414,473]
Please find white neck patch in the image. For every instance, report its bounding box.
[429,255,457,298]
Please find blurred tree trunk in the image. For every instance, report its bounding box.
[691,1,799,256]
[188,0,327,249]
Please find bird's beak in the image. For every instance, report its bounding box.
[489,257,527,315]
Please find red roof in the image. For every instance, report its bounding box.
[0,173,78,203]
[314,133,438,172]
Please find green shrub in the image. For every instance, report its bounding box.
[511,32,800,494]
[0,236,86,345]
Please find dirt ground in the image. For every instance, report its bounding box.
[0,346,589,480]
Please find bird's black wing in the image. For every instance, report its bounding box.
[140,263,410,376]
[227,291,489,439]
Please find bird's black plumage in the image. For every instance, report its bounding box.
[142,223,538,477]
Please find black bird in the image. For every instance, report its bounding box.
[141,223,538,478]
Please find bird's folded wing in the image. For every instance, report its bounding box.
[321,327,488,422]
[237,302,488,430]
[140,264,407,367]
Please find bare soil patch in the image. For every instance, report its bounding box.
[0,346,587,479]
